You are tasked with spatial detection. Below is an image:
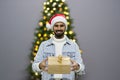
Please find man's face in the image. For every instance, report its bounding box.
[53,22,66,39]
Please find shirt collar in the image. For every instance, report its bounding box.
[46,35,71,46]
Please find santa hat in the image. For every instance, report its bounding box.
[46,14,67,30]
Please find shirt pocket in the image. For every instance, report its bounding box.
[43,52,55,58]
[63,51,75,59]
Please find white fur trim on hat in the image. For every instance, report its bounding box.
[46,23,51,30]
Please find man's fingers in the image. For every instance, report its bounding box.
[70,59,75,64]
[44,67,48,71]
[44,58,48,62]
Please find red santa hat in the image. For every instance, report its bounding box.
[46,14,67,30]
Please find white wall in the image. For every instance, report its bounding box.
[0,0,120,80]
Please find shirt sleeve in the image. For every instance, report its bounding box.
[32,42,44,72]
[32,62,42,72]
[74,42,85,75]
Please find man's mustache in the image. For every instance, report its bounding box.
[56,30,63,32]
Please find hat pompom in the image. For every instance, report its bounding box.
[46,23,51,30]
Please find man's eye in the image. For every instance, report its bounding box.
[54,25,65,27]
[55,25,58,27]
[60,25,64,27]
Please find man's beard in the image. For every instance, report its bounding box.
[54,30,64,39]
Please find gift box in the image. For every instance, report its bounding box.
[48,56,71,74]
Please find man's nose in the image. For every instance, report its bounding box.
[57,26,61,30]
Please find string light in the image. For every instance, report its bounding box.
[46,21,49,24]
[50,34,53,37]
[50,10,54,13]
[44,10,48,13]
[80,49,83,54]
[45,37,48,40]
[46,2,50,5]
[64,7,68,10]
[66,16,69,19]
[53,8,56,11]
[38,33,41,37]
[66,12,69,15]
[60,2,63,5]
[64,12,69,15]
[43,2,46,5]
[61,0,65,2]
[63,12,66,15]
[52,2,57,7]
[35,47,38,51]
[39,22,43,26]
[50,0,53,3]
[47,13,51,16]
[56,0,59,2]
[35,45,39,48]
[43,33,47,37]
[43,6,46,10]
[43,16,47,19]
[35,72,39,76]
[67,22,70,25]
[65,31,67,34]
[36,41,40,44]
[72,39,76,42]
[69,31,73,34]
[44,28,47,31]
[58,4,62,7]
[40,37,43,41]
[47,8,50,10]
[32,52,36,56]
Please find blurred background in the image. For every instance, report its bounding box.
[0,0,120,80]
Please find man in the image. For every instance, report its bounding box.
[32,14,85,80]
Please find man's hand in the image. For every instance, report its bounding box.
[39,58,48,71]
[70,59,80,71]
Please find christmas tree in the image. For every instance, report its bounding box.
[28,0,82,80]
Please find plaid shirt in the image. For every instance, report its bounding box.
[32,36,85,80]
